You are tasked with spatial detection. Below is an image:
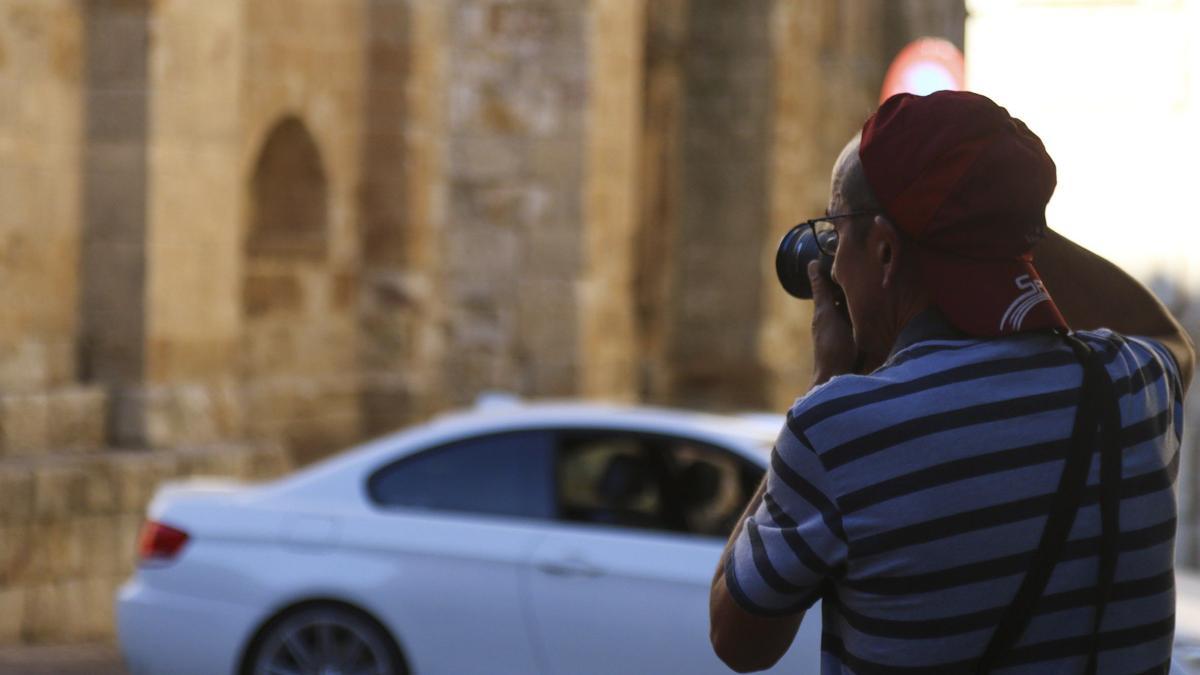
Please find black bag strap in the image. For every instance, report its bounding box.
[976,334,1123,673]
[1086,342,1123,673]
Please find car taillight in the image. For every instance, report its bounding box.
[137,521,189,562]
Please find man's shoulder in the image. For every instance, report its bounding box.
[785,370,901,445]
[1077,328,1184,397]
[789,338,989,416]
[787,328,1177,428]
[786,333,1066,441]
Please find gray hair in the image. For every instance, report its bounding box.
[833,134,881,242]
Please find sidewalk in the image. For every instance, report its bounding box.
[0,643,126,675]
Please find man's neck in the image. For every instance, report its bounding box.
[887,305,962,359]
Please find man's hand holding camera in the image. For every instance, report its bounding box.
[808,260,859,387]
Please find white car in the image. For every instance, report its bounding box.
[116,401,823,675]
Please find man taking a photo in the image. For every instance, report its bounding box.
[709,91,1194,673]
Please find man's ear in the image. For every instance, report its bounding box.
[874,215,901,288]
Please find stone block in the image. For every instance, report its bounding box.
[221,445,254,477]
[83,141,148,244]
[118,382,246,450]
[31,462,88,521]
[79,575,120,640]
[287,414,360,466]
[368,42,409,85]
[50,578,92,642]
[41,338,77,388]
[21,519,84,584]
[0,465,34,524]
[86,88,148,142]
[0,522,31,586]
[0,585,23,643]
[46,387,108,451]
[81,458,120,514]
[242,270,304,318]
[362,376,413,437]
[29,575,120,642]
[246,444,292,480]
[107,451,177,514]
[85,11,150,89]
[179,444,245,478]
[332,271,357,311]
[73,516,121,578]
[114,513,142,574]
[0,339,50,393]
[0,393,50,458]
[21,582,63,642]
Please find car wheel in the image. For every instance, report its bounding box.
[246,604,406,675]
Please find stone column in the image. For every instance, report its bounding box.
[632,0,687,404]
[578,0,644,401]
[440,0,593,404]
[359,0,451,433]
[665,0,775,410]
[99,0,247,448]
[80,0,148,391]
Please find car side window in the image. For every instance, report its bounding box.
[555,431,763,538]
[369,430,554,520]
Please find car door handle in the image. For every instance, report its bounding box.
[536,557,605,578]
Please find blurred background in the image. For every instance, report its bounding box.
[0,0,1196,664]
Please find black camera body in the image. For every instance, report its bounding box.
[775,225,833,299]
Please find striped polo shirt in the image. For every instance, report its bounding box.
[726,317,1184,673]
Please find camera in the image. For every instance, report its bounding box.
[775,225,834,300]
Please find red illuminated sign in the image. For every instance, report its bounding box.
[880,38,965,103]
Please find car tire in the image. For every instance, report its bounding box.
[243,603,408,675]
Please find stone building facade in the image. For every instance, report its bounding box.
[0,0,963,644]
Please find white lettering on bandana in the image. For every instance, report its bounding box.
[999,274,1049,332]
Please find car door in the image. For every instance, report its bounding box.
[352,430,556,675]
[523,430,821,675]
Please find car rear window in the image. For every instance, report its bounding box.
[368,430,554,520]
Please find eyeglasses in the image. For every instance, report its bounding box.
[800,211,878,255]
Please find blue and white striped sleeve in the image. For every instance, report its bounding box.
[725,425,847,616]
[1128,335,1184,396]
[1129,334,1185,442]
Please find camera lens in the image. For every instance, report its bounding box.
[775,225,826,299]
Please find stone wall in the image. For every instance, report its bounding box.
[0,0,971,647]
[0,444,289,643]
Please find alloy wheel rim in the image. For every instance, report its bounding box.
[256,616,390,675]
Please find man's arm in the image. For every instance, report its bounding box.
[708,262,847,672]
[709,478,804,673]
[710,257,854,667]
[1036,229,1195,390]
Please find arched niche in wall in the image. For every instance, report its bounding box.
[247,116,329,260]
[241,116,339,381]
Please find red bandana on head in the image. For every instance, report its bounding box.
[858,90,1068,337]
